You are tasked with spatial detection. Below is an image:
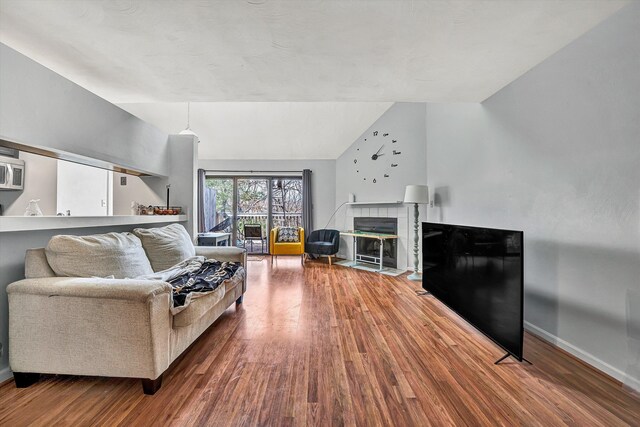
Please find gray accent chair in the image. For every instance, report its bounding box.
[305,229,340,265]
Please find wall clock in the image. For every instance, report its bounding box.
[353,130,401,183]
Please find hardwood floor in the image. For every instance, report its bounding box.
[1,257,638,426]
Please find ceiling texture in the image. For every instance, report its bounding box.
[0,0,628,158]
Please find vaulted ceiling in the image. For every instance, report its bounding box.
[0,0,628,158]
[119,102,393,160]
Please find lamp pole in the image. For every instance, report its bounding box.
[403,184,428,281]
[408,202,421,281]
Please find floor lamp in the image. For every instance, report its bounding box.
[404,185,429,281]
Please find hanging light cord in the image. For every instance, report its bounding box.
[186,102,191,129]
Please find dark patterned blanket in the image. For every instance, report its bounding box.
[168,260,241,308]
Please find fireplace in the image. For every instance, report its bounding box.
[354,217,398,268]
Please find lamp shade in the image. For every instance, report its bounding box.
[404,185,429,204]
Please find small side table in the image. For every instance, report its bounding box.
[198,232,232,247]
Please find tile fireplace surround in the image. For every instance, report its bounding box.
[338,205,409,271]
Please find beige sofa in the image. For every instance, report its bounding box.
[7,229,246,395]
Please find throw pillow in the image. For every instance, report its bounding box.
[46,232,154,279]
[133,223,196,272]
[277,227,300,243]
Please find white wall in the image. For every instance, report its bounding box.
[425,3,640,388]
[56,160,111,216]
[198,158,336,232]
[0,152,57,216]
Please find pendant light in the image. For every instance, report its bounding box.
[179,102,198,138]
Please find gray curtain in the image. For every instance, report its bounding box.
[197,168,206,233]
[302,169,313,233]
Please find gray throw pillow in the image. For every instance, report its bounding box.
[46,232,154,279]
[277,227,300,243]
[133,224,195,272]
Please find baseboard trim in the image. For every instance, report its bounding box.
[0,366,13,386]
[524,321,640,391]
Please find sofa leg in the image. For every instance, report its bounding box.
[236,295,244,305]
[328,255,333,266]
[142,375,163,395]
[14,372,40,388]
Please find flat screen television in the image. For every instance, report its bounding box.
[422,222,524,361]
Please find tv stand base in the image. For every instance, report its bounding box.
[495,353,532,365]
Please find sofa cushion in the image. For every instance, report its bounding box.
[25,248,57,279]
[133,224,196,272]
[45,232,154,279]
[276,227,300,242]
[173,286,225,328]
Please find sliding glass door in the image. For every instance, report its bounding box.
[204,178,234,234]
[236,178,269,253]
[271,178,303,229]
[205,175,303,254]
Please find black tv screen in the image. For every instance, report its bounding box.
[422,222,524,360]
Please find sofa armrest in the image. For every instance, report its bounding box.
[194,246,247,294]
[194,246,247,265]
[7,277,172,302]
[8,277,172,380]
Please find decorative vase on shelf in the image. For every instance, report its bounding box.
[24,199,43,217]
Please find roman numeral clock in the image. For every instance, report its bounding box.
[353,130,401,183]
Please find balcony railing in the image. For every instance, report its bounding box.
[236,213,301,231]
[210,212,303,252]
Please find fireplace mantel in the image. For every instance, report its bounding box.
[346,201,403,206]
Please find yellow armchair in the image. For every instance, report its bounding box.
[270,227,304,265]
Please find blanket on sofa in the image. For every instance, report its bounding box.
[136,256,243,314]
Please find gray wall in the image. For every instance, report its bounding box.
[335,102,428,267]
[199,159,336,232]
[425,3,639,387]
[0,43,169,176]
[0,152,58,216]
[112,173,165,215]
[335,102,427,205]
[0,45,198,382]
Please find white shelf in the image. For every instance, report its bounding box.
[346,201,404,206]
[0,215,188,233]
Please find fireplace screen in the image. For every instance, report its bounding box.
[354,217,398,268]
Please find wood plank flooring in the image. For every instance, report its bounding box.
[1,257,638,426]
